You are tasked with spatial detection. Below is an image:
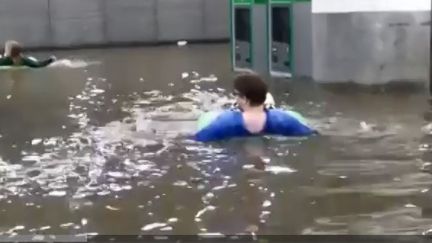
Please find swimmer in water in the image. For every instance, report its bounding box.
[232,74,270,134]
[195,74,316,142]
[230,71,275,110]
[0,40,56,68]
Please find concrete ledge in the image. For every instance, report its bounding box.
[23,39,230,52]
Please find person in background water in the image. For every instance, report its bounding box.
[0,40,56,68]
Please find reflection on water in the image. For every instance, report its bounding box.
[0,44,431,236]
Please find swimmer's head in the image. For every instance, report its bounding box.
[5,40,22,58]
[233,74,268,109]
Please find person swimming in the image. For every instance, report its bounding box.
[195,74,317,142]
[0,40,56,68]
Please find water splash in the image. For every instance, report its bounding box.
[49,59,99,69]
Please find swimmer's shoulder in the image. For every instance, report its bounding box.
[267,108,306,119]
[214,110,243,125]
[266,108,311,127]
[268,109,318,135]
[195,110,244,142]
[267,108,295,120]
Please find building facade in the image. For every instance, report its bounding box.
[312,0,430,84]
[231,0,312,78]
[231,0,431,84]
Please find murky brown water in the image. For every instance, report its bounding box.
[0,43,432,237]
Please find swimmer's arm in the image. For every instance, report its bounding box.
[285,119,318,136]
[22,56,55,68]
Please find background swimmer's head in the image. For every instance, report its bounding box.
[5,40,22,58]
[233,74,268,109]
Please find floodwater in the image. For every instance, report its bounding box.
[0,43,432,237]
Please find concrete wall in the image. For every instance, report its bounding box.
[0,0,51,48]
[312,12,430,84]
[0,0,229,49]
[312,0,431,84]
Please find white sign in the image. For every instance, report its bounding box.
[313,0,431,13]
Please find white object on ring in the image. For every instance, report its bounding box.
[265,93,275,108]
[231,92,276,110]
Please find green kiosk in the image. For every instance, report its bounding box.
[269,0,293,77]
[230,0,253,72]
[230,0,312,78]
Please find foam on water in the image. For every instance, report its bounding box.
[49,59,99,69]
[304,207,432,234]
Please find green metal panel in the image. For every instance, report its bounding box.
[231,0,253,71]
[271,0,310,2]
[229,0,234,71]
[233,0,311,5]
[256,0,311,5]
[289,5,295,74]
[233,0,311,4]
[233,0,252,5]
[230,0,310,75]
[254,0,268,4]
[269,2,293,75]
[248,6,253,69]
[266,3,270,74]
[271,0,291,3]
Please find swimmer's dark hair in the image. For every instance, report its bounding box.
[233,74,268,107]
